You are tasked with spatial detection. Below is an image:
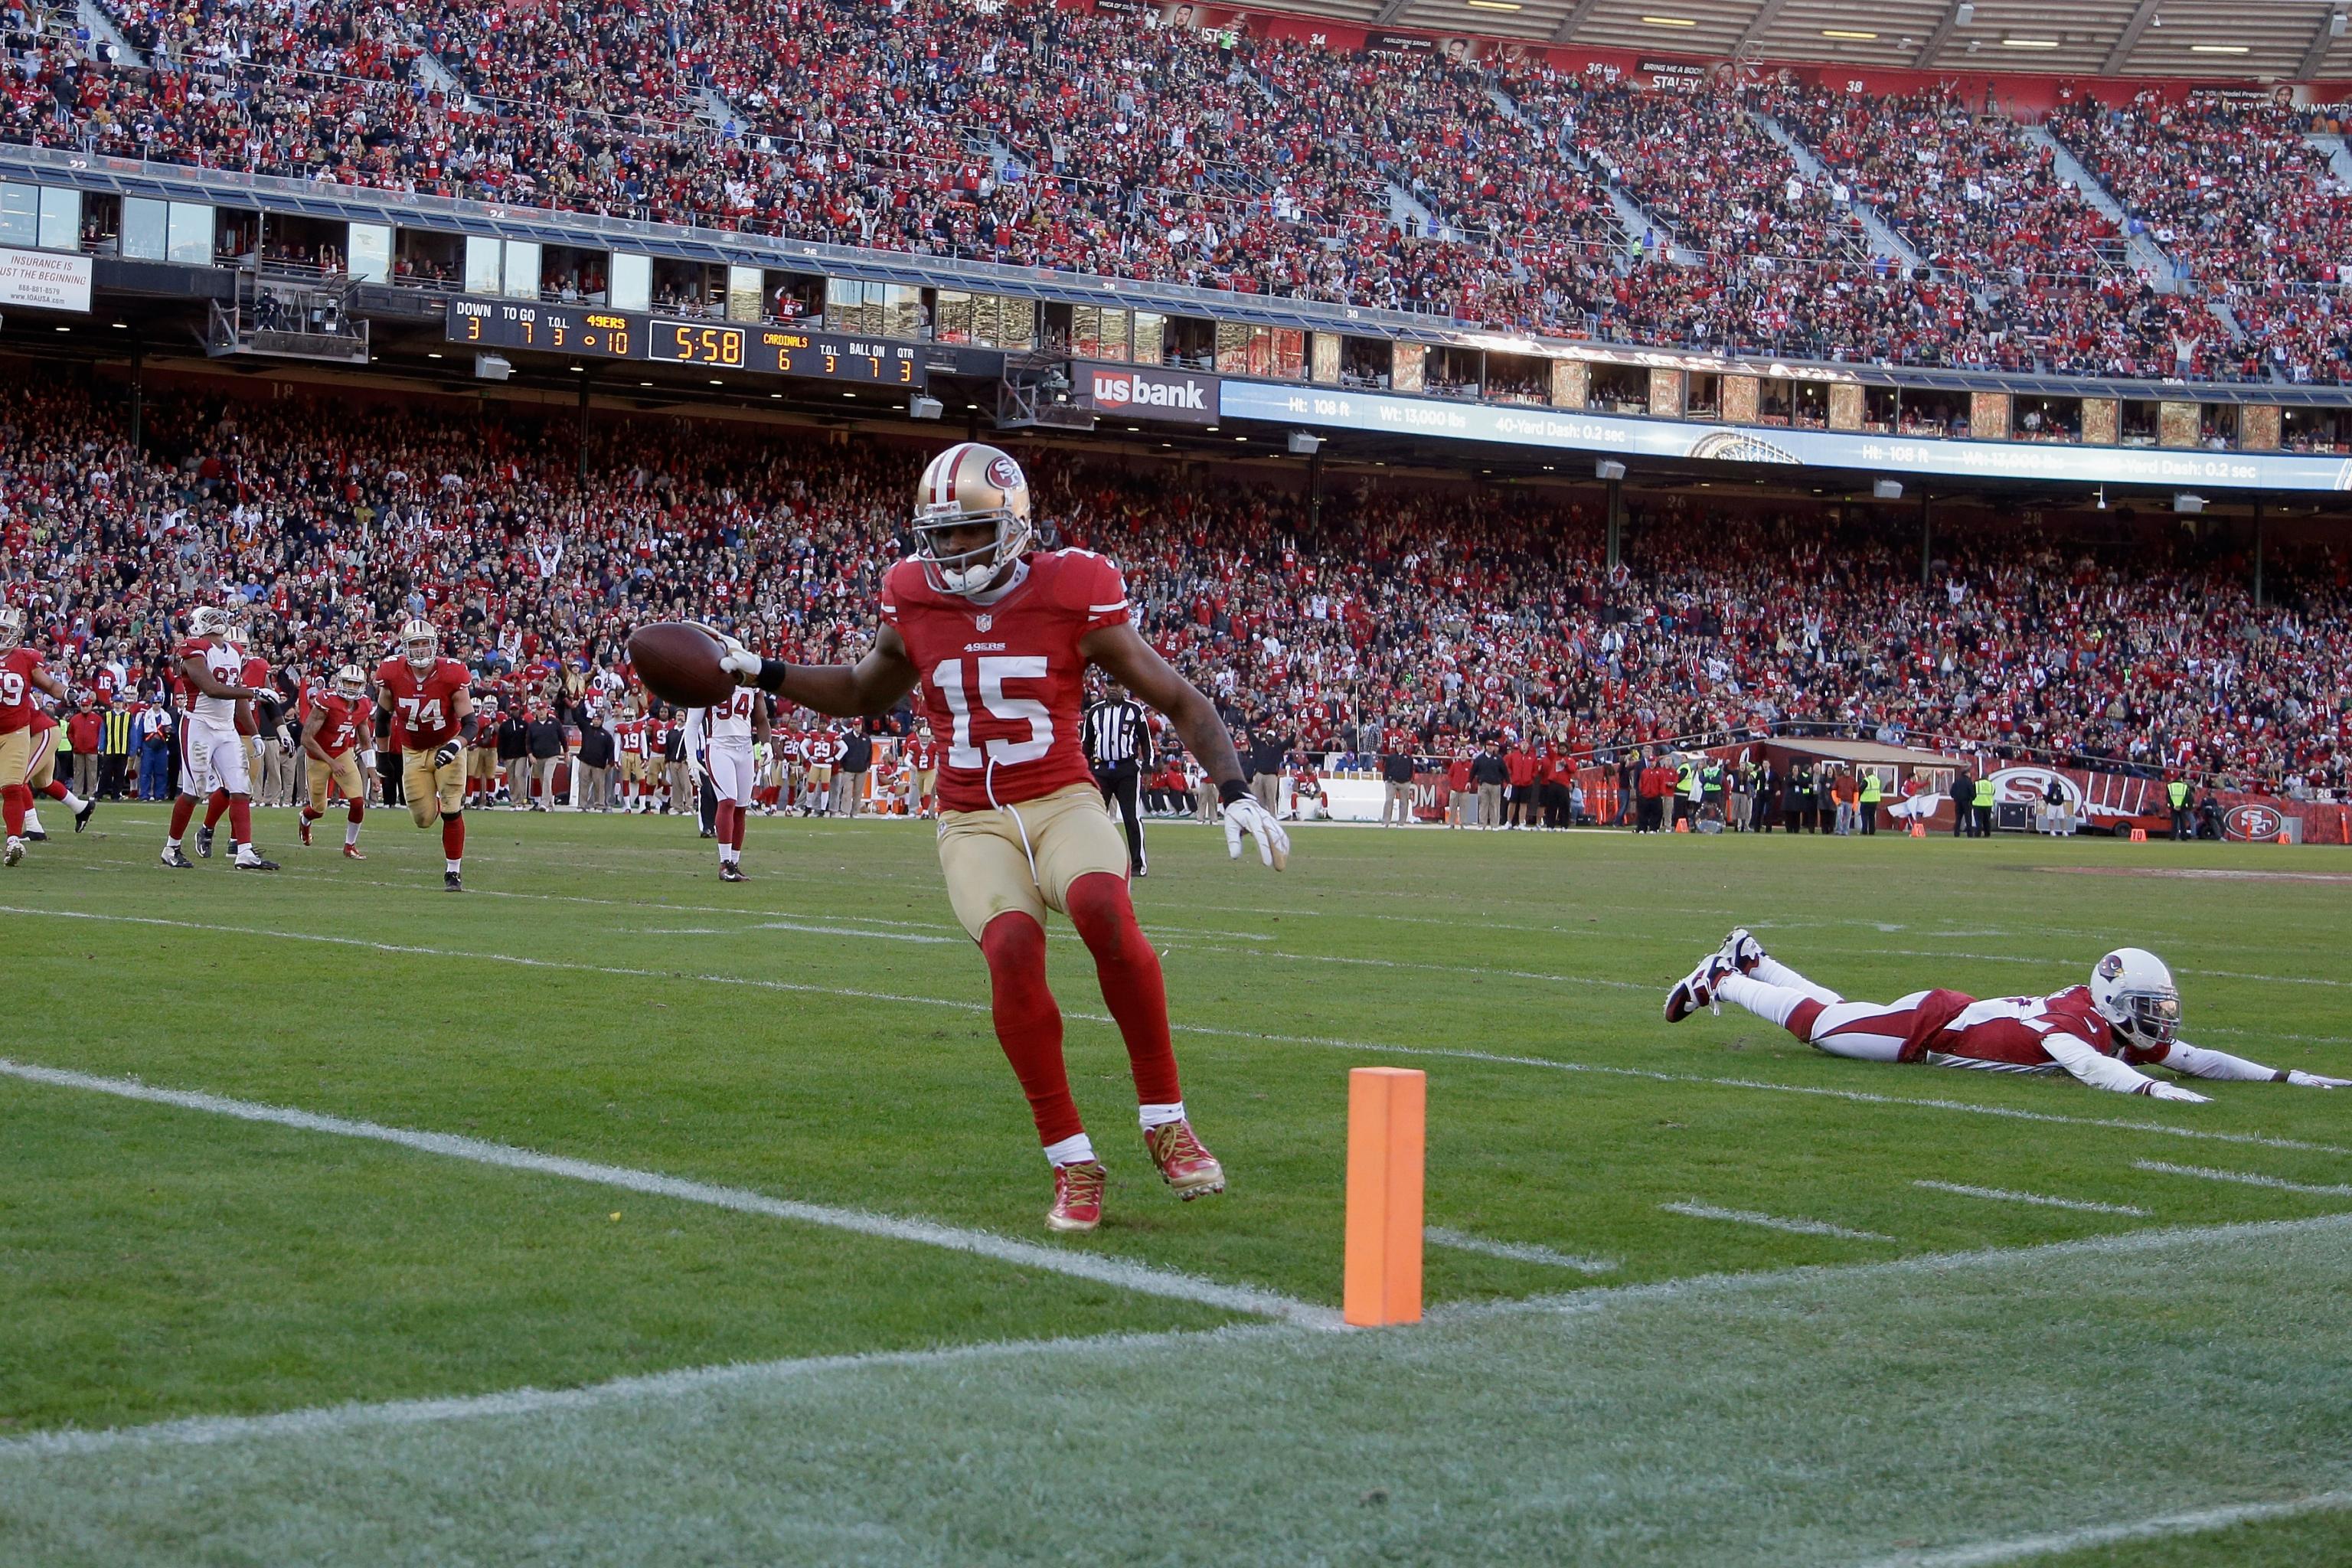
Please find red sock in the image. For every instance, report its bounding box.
[228,798,252,844]
[714,800,734,848]
[442,814,464,861]
[2,783,27,837]
[302,805,322,823]
[204,788,230,829]
[168,794,197,839]
[730,805,747,850]
[348,800,364,825]
[978,913,1081,1147]
[39,779,67,802]
[1065,872,1181,1107]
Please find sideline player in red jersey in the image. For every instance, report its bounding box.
[713,443,1289,1233]
[1668,930,2349,1097]
[903,719,939,818]
[375,618,476,892]
[160,606,278,871]
[299,664,371,858]
[1,605,73,867]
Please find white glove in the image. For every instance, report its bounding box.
[433,741,461,767]
[717,635,762,684]
[2285,1070,2351,1089]
[1220,792,1290,871]
[2141,1081,2212,1104]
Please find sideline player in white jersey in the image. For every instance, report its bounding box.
[692,680,771,881]
[1668,931,2348,1098]
[161,606,278,871]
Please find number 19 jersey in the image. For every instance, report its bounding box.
[880,549,1130,812]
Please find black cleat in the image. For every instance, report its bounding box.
[23,828,45,843]
[719,863,747,882]
[444,871,464,893]
[233,854,281,871]
[161,847,194,868]
[197,824,214,859]
[74,799,96,832]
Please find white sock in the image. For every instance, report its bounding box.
[446,858,462,874]
[165,835,181,851]
[345,823,361,846]
[1751,956,1841,1004]
[1714,974,1818,1032]
[22,809,41,832]
[1043,1132,1096,1168]
[59,791,86,813]
[1138,1101,1187,1131]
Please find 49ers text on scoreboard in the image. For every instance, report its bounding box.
[448,299,926,387]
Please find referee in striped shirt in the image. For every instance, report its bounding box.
[1083,681,1152,877]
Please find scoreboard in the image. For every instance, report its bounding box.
[446,299,926,387]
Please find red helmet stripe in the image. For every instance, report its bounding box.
[933,443,972,505]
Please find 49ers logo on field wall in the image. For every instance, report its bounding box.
[2224,803,2285,841]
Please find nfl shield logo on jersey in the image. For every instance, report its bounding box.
[973,613,993,632]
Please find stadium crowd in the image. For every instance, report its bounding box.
[3,374,2347,812]
[7,0,2350,381]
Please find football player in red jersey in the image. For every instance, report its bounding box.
[0,606,72,867]
[903,720,939,817]
[1669,931,2350,1096]
[160,606,277,871]
[714,443,1289,1233]
[374,618,476,892]
[299,664,371,858]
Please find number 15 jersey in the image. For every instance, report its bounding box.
[880,549,1130,812]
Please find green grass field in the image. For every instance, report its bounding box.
[3,806,2350,1566]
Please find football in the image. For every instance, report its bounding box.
[628,622,737,708]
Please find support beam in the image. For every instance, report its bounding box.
[1550,0,1605,46]
[1370,0,1410,24]
[1919,494,1932,588]
[2099,0,2164,76]
[576,373,591,487]
[1733,0,1792,54]
[1910,2,1965,69]
[1606,475,1623,570]
[2252,496,2265,609]
[2298,11,2342,81]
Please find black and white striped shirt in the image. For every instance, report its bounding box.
[1082,697,1150,769]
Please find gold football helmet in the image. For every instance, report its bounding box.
[400,616,438,671]
[910,443,1034,596]
[333,664,368,701]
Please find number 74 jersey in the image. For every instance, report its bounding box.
[374,655,472,751]
[880,548,1130,812]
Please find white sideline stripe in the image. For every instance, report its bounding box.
[1424,1226,1617,1274]
[0,1323,1288,1462]
[8,904,2346,1159]
[1911,1181,2149,1217]
[0,1058,1340,1332]
[16,1210,2352,1468]
[1860,1489,2352,1567]
[1437,1209,2352,1326]
[1661,1202,1893,1242]
[626,921,956,943]
[2135,1159,2352,1197]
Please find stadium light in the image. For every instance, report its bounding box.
[2174,493,2207,515]
[1873,479,1903,500]
[1596,459,1627,482]
[1287,431,1322,456]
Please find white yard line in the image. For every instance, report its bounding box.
[0,1322,1289,1462]
[2135,1160,2352,1197]
[0,1057,1339,1332]
[1910,1181,2148,1217]
[1423,1227,1617,1274]
[8,903,2346,1159]
[1659,1202,1893,1242]
[1859,1489,2352,1567]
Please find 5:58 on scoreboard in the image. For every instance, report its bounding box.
[446,299,926,387]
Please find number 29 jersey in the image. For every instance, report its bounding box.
[880,549,1130,812]
[375,656,472,751]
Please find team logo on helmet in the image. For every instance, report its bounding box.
[2096,952,2125,982]
[985,454,1024,491]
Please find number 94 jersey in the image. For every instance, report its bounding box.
[881,549,1129,812]
[374,655,472,751]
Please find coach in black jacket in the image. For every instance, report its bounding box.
[524,706,566,812]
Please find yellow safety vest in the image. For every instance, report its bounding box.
[1972,778,1994,807]
[2167,780,2189,808]
[1859,774,1883,804]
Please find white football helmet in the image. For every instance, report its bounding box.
[0,605,23,651]
[400,618,438,671]
[187,606,233,642]
[2090,948,2182,1049]
[910,442,1034,596]
[333,664,367,701]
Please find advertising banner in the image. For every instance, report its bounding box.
[1217,380,2352,494]
[1073,361,1220,423]
[0,247,92,313]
